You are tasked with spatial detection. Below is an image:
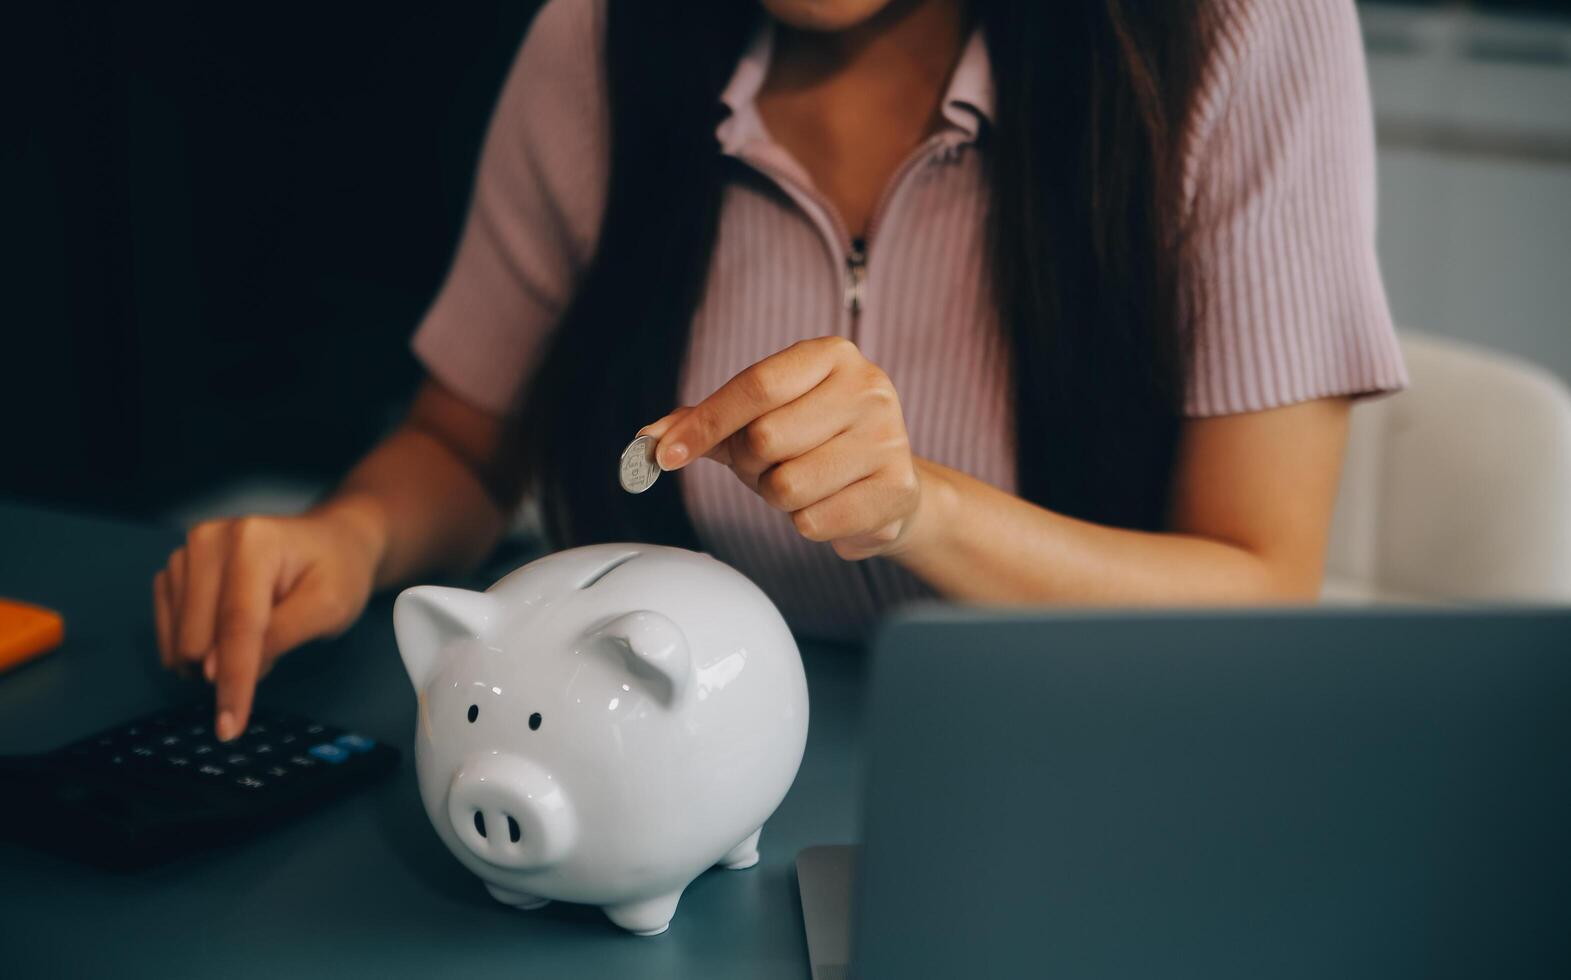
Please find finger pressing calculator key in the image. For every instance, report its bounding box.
[0,704,400,870]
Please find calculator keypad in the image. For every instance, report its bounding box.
[13,701,399,872]
[59,703,383,799]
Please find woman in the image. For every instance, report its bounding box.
[154,0,1405,740]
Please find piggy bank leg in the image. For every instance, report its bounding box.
[604,890,683,936]
[485,882,550,911]
[718,827,762,870]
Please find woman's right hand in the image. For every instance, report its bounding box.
[152,498,386,742]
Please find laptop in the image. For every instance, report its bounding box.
[798,607,1571,979]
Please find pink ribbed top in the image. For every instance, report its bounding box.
[413,0,1407,638]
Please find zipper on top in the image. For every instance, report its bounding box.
[844,238,868,319]
[838,134,953,325]
[729,132,960,329]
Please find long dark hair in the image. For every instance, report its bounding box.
[522,0,1207,549]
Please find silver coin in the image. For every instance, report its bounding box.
[618,434,661,494]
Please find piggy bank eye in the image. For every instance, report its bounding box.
[467,704,479,724]
[529,712,542,731]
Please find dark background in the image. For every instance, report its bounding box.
[2,0,1567,522]
[3,1,545,518]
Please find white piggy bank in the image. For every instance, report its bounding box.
[393,543,809,936]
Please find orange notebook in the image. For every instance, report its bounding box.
[0,599,64,673]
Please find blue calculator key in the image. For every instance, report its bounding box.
[334,733,375,753]
[307,743,350,764]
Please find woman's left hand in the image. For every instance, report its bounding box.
[642,336,927,561]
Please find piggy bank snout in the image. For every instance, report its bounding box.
[446,754,575,872]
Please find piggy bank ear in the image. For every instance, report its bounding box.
[393,586,498,690]
[591,610,692,707]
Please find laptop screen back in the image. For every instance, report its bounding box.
[854,609,1571,980]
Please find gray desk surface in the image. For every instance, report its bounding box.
[0,501,866,978]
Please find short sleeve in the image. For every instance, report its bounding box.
[1181,0,1407,417]
[411,0,608,415]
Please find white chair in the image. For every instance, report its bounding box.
[1324,331,1571,605]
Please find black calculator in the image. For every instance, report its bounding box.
[0,703,399,870]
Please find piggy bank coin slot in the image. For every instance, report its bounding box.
[576,551,641,590]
